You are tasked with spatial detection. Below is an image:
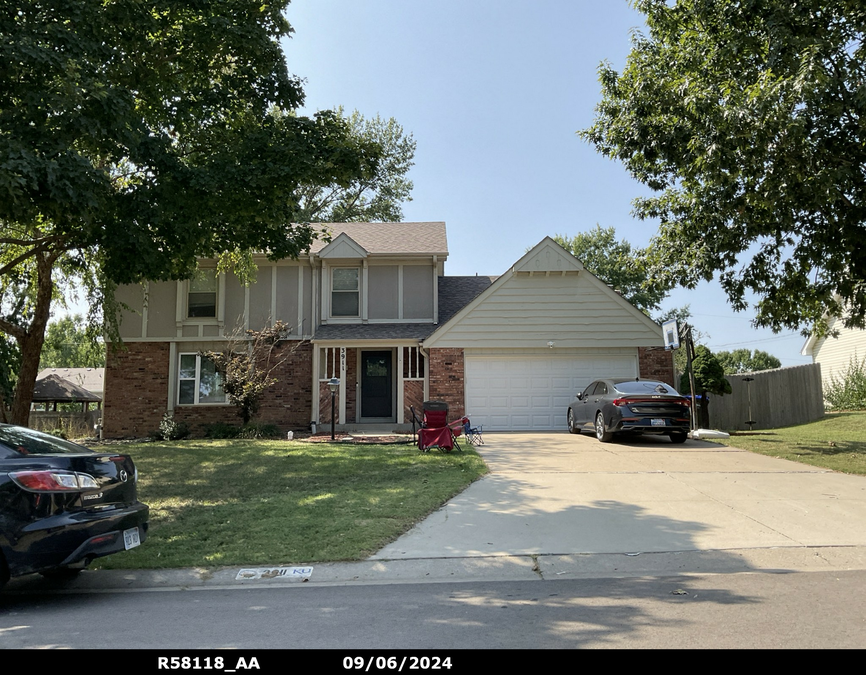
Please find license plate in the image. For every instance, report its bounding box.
[651,418,666,427]
[123,527,141,550]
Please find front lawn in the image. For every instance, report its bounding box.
[96,438,487,569]
[720,411,866,475]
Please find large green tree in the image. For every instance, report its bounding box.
[296,108,416,223]
[40,315,105,369]
[580,0,866,336]
[0,1,379,425]
[715,348,781,375]
[554,226,670,314]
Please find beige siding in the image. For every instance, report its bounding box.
[275,266,299,331]
[224,272,246,333]
[302,265,313,336]
[812,316,866,384]
[428,272,662,349]
[145,280,177,337]
[403,266,433,319]
[116,284,144,338]
[368,266,399,319]
[249,265,273,328]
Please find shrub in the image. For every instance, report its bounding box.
[157,412,190,441]
[238,422,281,439]
[824,355,866,410]
[204,422,242,439]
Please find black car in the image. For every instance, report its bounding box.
[0,424,148,587]
[567,379,691,444]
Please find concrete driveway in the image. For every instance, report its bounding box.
[373,432,866,571]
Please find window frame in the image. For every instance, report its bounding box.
[330,267,360,318]
[177,353,227,406]
[185,269,219,320]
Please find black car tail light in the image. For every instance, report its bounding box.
[10,470,99,493]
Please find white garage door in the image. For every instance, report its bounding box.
[465,353,638,431]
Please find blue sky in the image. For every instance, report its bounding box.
[283,0,812,367]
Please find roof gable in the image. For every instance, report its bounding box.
[424,237,662,349]
[513,236,584,273]
[317,232,368,259]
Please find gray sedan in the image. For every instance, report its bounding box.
[567,379,691,443]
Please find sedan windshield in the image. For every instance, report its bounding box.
[0,425,94,456]
[613,381,680,396]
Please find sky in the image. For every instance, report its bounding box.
[282,0,813,367]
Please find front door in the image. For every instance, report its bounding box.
[361,351,393,419]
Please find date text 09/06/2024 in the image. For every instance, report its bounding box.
[156,656,454,672]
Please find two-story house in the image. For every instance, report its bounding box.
[102,222,673,437]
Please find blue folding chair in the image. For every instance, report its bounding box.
[463,419,483,446]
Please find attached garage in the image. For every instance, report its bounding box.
[424,238,671,431]
[464,351,638,430]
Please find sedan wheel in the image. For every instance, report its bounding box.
[595,412,613,443]
[669,432,688,444]
[567,409,580,434]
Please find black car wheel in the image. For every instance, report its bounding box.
[595,412,613,443]
[669,432,688,444]
[567,409,580,434]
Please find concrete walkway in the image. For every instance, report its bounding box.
[373,432,866,568]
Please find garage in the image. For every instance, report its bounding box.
[422,238,671,432]
[464,352,638,431]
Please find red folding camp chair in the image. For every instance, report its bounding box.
[412,401,468,453]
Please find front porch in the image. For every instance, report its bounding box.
[313,344,428,428]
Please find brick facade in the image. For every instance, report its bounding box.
[638,346,676,385]
[403,380,425,424]
[427,348,465,418]
[103,342,171,438]
[104,340,313,438]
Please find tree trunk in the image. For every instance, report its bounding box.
[10,251,58,426]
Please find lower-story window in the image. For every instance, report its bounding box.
[178,353,226,404]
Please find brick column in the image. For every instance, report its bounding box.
[427,348,465,418]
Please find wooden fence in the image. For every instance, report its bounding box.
[708,363,824,431]
[28,410,102,437]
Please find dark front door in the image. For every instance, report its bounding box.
[361,351,393,419]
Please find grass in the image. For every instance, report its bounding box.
[720,411,866,475]
[95,438,488,570]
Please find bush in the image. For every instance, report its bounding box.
[157,412,190,441]
[204,422,242,439]
[824,355,866,410]
[238,422,281,439]
[203,421,281,439]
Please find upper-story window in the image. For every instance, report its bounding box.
[331,268,359,317]
[188,269,217,318]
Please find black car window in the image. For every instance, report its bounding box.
[594,383,608,395]
[614,381,679,395]
[0,425,94,455]
[582,383,597,398]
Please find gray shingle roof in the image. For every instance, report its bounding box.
[307,222,447,256]
[32,374,102,402]
[312,275,495,342]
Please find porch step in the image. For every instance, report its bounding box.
[327,424,414,435]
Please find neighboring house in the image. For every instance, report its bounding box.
[102,223,673,437]
[36,367,105,400]
[801,313,866,387]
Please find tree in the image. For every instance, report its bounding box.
[40,315,105,369]
[296,108,416,223]
[680,345,732,428]
[205,321,295,426]
[554,226,671,314]
[0,2,380,425]
[580,0,866,337]
[715,349,781,374]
